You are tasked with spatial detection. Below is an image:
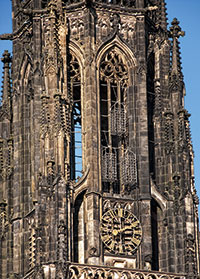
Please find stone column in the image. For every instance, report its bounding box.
[135,15,152,269]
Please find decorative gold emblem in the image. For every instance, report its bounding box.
[100,208,142,255]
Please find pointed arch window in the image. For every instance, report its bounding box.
[73,190,86,263]
[68,54,82,181]
[99,49,137,194]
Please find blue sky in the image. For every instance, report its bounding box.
[167,0,200,205]
[0,0,200,206]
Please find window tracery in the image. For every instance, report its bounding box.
[100,50,128,86]
[100,49,137,194]
[69,54,81,83]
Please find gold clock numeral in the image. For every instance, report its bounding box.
[118,208,123,218]
[135,229,142,236]
[118,244,123,254]
[108,240,115,251]
[102,215,111,222]
[126,211,132,221]
[101,223,110,231]
[132,220,139,228]
[127,244,133,251]
[132,237,141,246]
[102,235,110,243]
[108,209,117,220]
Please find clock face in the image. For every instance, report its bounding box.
[100,208,142,255]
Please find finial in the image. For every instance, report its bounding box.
[169,18,184,92]
[1,50,12,109]
[170,18,185,38]
[1,50,12,65]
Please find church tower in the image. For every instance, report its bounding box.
[0,0,199,278]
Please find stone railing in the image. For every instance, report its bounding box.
[64,0,136,8]
[68,263,186,279]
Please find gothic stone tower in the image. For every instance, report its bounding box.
[0,0,199,278]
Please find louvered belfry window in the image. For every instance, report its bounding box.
[100,49,137,193]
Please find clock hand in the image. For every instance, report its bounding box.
[112,223,140,236]
[112,226,132,236]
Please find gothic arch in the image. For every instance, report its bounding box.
[96,36,137,82]
[97,42,138,194]
[73,164,90,198]
[18,54,33,82]
[73,190,87,263]
[17,54,34,104]
[68,41,84,74]
[67,47,84,182]
[150,188,166,272]
[74,185,88,201]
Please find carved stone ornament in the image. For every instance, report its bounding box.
[186,234,197,275]
[119,16,136,46]
[164,111,175,155]
[88,247,98,256]
[0,200,8,239]
[137,63,147,79]
[97,13,111,45]
[68,263,184,279]
[100,49,128,86]
[69,16,85,46]
[172,174,182,215]
[144,254,152,271]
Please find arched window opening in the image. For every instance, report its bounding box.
[151,198,161,271]
[73,191,86,263]
[68,54,82,181]
[100,49,137,194]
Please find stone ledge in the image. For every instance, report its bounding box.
[69,263,186,279]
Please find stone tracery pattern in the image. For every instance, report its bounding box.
[0,201,8,239]
[70,17,85,46]
[103,199,135,214]
[100,50,128,87]
[69,263,186,279]
[164,112,175,154]
[68,54,81,83]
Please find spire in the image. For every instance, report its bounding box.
[169,18,185,81]
[1,50,12,106]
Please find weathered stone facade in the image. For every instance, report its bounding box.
[0,0,199,278]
